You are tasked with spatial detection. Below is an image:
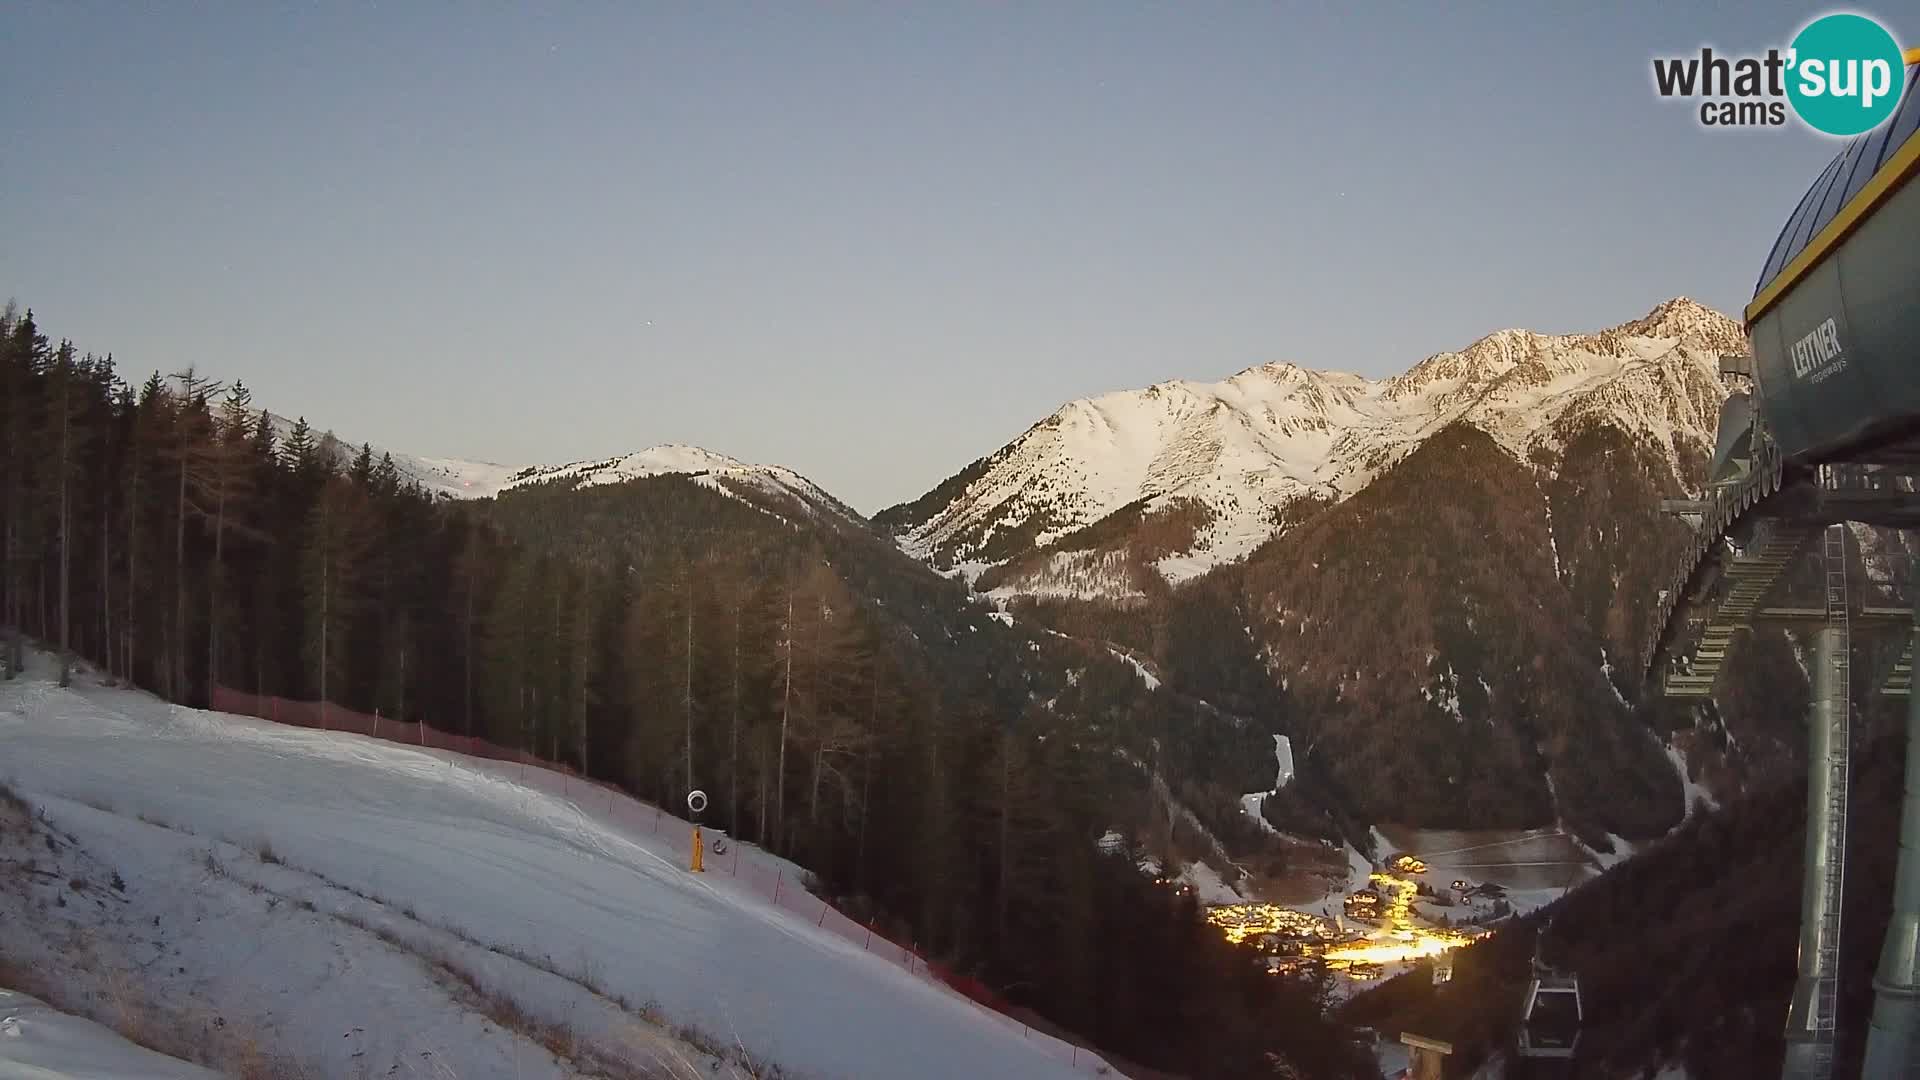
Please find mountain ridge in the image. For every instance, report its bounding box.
[261,411,854,520]
[880,297,1741,599]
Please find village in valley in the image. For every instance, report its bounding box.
[1198,850,1514,989]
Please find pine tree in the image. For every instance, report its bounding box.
[776,574,795,851]
[281,417,318,476]
[165,368,220,702]
[376,609,412,723]
[371,452,401,498]
[2,311,49,677]
[566,565,598,775]
[45,341,83,685]
[204,381,259,690]
[99,373,134,681]
[453,523,488,737]
[302,475,371,709]
[485,551,542,749]
[123,373,170,684]
[246,409,281,693]
[250,409,277,469]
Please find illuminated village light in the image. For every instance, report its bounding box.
[1203,869,1487,980]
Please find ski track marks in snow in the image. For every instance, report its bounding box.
[0,664,1104,1080]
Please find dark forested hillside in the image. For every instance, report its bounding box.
[0,305,1373,1078]
[1235,422,1684,840]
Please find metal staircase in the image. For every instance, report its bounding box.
[1811,523,1853,1077]
[1663,521,1816,697]
[1880,634,1913,698]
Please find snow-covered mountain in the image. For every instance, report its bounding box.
[265,412,853,519]
[497,444,857,518]
[879,298,1742,596]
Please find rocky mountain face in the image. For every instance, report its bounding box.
[878,298,1742,604]
[880,299,1777,841]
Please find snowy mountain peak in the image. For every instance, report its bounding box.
[885,299,1743,598]
[499,444,855,520]
[512,444,754,486]
[257,412,852,521]
[1614,296,1746,353]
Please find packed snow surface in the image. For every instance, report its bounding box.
[0,988,218,1079]
[0,664,1101,1080]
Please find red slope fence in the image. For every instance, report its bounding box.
[209,686,1114,1075]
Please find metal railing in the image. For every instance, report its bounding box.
[1809,523,1853,1076]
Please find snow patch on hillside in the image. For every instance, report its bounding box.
[1177,861,1245,905]
[1239,792,1277,834]
[1599,649,1631,707]
[1668,742,1719,818]
[1270,735,1295,789]
[1108,648,1162,690]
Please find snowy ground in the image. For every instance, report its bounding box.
[1667,741,1719,818]
[1235,735,1295,838]
[0,988,218,1079]
[1176,861,1245,905]
[0,655,1107,1079]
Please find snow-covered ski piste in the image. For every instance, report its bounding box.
[0,987,220,1079]
[0,654,1113,1079]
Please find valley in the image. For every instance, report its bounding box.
[11,8,1916,1076]
[0,292,1900,1079]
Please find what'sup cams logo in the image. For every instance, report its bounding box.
[1652,12,1915,135]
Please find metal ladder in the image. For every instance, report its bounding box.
[1811,522,1852,1075]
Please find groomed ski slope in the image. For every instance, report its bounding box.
[0,661,1103,1080]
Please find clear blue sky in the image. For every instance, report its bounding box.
[2,3,1872,511]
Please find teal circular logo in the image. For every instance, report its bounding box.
[1787,14,1907,136]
